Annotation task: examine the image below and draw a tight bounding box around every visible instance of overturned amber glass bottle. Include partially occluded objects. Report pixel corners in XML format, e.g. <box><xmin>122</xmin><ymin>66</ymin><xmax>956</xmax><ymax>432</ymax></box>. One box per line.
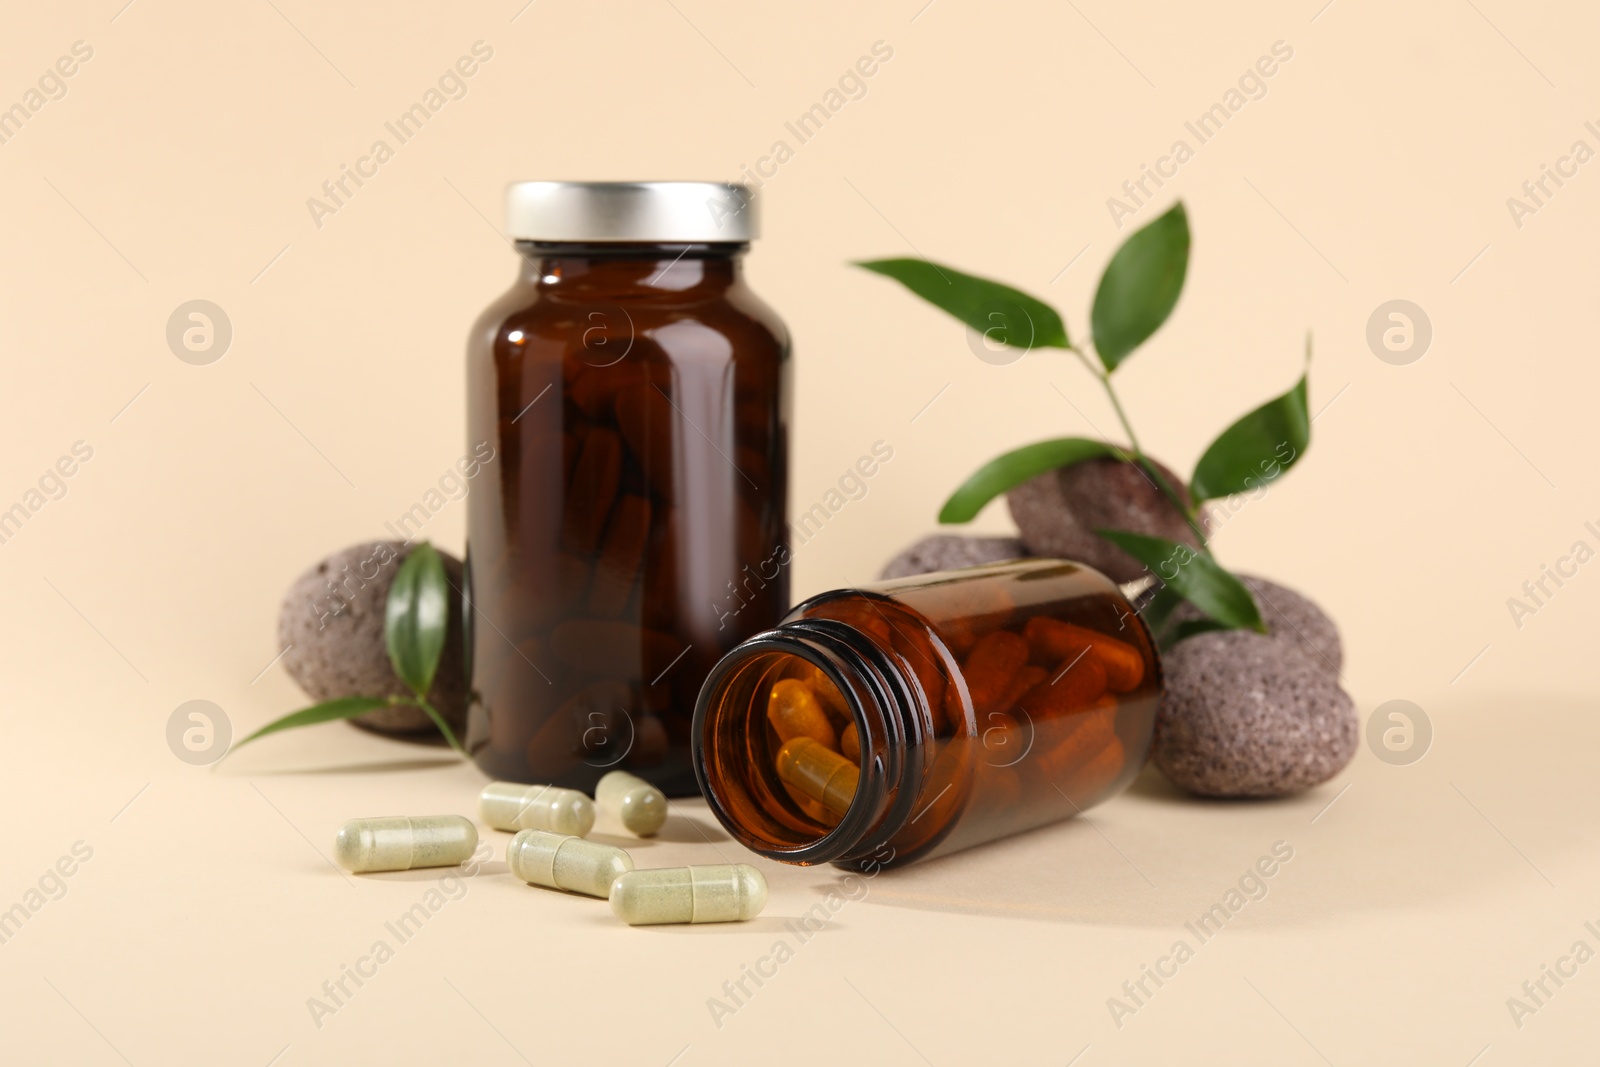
<box><xmin>693</xmin><ymin>559</ymin><xmax>1161</xmax><ymax>869</ymax></box>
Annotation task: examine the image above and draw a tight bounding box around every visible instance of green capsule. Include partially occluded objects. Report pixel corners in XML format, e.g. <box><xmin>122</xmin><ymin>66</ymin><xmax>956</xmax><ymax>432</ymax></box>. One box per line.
<box><xmin>334</xmin><ymin>816</ymin><xmax>478</xmax><ymax>873</ymax></box>
<box><xmin>479</xmin><ymin>782</ymin><xmax>595</xmax><ymax>836</ymax></box>
<box><xmin>507</xmin><ymin>830</ymin><xmax>632</xmax><ymax>898</ymax></box>
<box><xmin>595</xmin><ymin>770</ymin><xmax>668</xmax><ymax>837</ymax></box>
<box><xmin>610</xmin><ymin>864</ymin><xmax>767</xmax><ymax>925</ymax></box>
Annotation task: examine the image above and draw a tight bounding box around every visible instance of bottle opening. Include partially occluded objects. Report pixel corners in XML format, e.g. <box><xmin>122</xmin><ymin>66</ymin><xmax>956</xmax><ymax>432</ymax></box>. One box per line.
<box><xmin>693</xmin><ymin>624</ymin><xmax>925</xmax><ymax>868</ymax></box>
<box><xmin>695</xmin><ymin>647</ymin><xmax>862</xmax><ymax>851</ymax></box>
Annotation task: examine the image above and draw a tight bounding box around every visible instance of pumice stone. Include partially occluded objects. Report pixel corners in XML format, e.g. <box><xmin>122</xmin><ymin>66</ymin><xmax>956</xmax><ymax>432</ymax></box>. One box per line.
<box><xmin>595</xmin><ymin>770</ymin><xmax>668</xmax><ymax>837</ymax></box>
<box><xmin>278</xmin><ymin>541</ymin><xmax>468</xmax><ymax>737</ymax></box>
<box><xmin>1007</xmin><ymin>454</ymin><xmax>1201</xmax><ymax>584</ymax></box>
<box><xmin>334</xmin><ymin>815</ymin><xmax>478</xmax><ymax>873</ymax></box>
<box><xmin>878</xmin><ymin>533</ymin><xmax>1029</xmax><ymax>580</ymax></box>
<box><xmin>1154</xmin><ymin>628</ymin><xmax>1357</xmax><ymax>797</ymax></box>
<box><xmin>479</xmin><ymin>782</ymin><xmax>596</xmax><ymax>836</ymax></box>
<box><xmin>609</xmin><ymin>864</ymin><xmax>768</xmax><ymax>925</ymax></box>
<box><xmin>507</xmin><ymin>830</ymin><xmax>633</xmax><ymax>898</ymax></box>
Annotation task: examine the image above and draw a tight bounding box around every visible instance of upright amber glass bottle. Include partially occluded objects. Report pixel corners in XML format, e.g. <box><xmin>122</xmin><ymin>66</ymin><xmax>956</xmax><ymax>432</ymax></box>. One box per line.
<box><xmin>694</xmin><ymin>559</ymin><xmax>1162</xmax><ymax>869</ymax></box>
<box><xmin>466</xmin><ymin>182</ymin><xmax>789</xmax><ymax>795</ymax></box>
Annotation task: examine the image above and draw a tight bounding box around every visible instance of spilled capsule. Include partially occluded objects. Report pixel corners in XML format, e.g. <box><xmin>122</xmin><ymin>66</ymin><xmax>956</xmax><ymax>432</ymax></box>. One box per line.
<box><xmin>334</xmin><ymin>815</ymin><xmax>478</xmax><ymax>873</ymax></box>
<box><xmin>479</xmin><ymin>782</ymin><xmax>595</xmax><ymax>836</ymax></box>
<box><xmin>595</xmin><ymin>770</ymin><xmax>668</xmax><ymax>837</ymax></box>
<box><xmin>610</xmin><ymin>864</ymin><xmax>768</xmax><ymax>926</ymax></box>
<box><xmin>507</xmin><ymin>830</ymin><xmax>632</xmax><ymax>898</ymax></box>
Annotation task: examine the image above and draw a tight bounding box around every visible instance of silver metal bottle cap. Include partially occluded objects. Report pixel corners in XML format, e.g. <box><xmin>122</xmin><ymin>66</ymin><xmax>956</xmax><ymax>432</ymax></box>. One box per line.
<box><xmin>505</xmin><ymin>181</ymin><xmax>756</xmax><ymax>243</ymax></box>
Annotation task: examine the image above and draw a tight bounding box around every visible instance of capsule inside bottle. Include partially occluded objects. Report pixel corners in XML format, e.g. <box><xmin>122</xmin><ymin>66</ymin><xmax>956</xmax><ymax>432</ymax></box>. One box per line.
<box><xmin>775</xmin><ymin>737</ymin><xmax>857</xmax><ymax>816</ymax></box>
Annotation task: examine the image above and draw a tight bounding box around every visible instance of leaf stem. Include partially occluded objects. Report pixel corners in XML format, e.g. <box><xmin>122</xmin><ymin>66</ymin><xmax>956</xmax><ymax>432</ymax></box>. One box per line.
<box><xmin>416</xmin><ymin>695</ymin><xmax>466</xmax><ymax>755</ymax></box>
<box><xmin>1069</xmin><ymin>343</ymin><xmax>1213</xmax><ymax>552</ymax></box>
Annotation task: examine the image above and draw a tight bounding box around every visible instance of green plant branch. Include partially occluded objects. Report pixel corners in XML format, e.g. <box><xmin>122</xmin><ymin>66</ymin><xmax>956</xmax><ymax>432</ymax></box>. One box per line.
<box><xmin>416</xmin><ymin>694</ymin><xmax>465</xmax><ymax>754</ymax></box>
<box><xmin>857</xmin><ymin>202</ymin><xmax>1305</xmax><ymax>644</ymax></box>
<box><xmin>1068</xmin><ymin>342</ymin><xmax>1212</xmax><ymax>553</ymax></box>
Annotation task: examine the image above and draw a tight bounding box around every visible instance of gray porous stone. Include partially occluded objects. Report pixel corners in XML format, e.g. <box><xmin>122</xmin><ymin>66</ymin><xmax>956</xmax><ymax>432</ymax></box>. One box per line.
<box><xmin>277</xmin><ymin>541</ymin><xmax>467</xmax><ymax>737</ymax></box>
<box><xmin>878</xmin><ymin>534</ymin><xmax>1029</xmax><ymax>580</ymax></box>
<box><xmin>1006</xmin><ymin>455</ymin><xmax>1200</xmax><ymax>584</ymax></box>
<box><xmin>1153</xmin><ymin>628</ymin><xmax>1357</xmax><ymax>798</ymax></box>
<box><xmin>1168</xmin><ymin>574</ymin><xmax>1342</xmax><ymax>675</ymax></box>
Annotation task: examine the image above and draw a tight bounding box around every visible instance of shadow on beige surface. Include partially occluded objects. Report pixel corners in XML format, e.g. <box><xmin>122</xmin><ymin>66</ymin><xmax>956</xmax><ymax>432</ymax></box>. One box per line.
<box><xmin>798</xmin><ymin>698</ymin><xmax>1592</xmax><ymax>930</ymax></box>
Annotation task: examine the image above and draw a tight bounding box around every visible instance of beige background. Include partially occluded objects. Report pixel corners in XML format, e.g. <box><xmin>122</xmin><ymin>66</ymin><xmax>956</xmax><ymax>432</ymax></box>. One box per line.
<box><xmin>1</xmin><ymin>0</ymin><xmax>1597</xmax><ymax>1063</ymax></box>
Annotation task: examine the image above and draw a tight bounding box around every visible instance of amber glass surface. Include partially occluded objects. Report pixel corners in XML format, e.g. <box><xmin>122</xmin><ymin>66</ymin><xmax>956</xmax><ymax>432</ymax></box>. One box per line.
<box><xmin>694</xmin><ymin>559</ymin><xmax>1161</xmax><ymax>868</ymax></box>
<box><xmin>466</xmin><ymin>242</ymin><xmax>789</xmax><ymax>795</ymax></box>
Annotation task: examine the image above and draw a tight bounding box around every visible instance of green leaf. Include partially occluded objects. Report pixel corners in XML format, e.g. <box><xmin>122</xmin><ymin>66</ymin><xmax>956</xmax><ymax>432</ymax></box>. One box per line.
<box><xmin>1190</xmin><ymin>371</ymin><xmax>1310</xmax><ymax>503</ymax></box>
<box><xmin>856</xmin><ymin>258</ymin><xmax>1070</xmax><ymax>351</ymax></box>
<box><xmin>1139</xmin><ymin>585</ymin><xmax>1187</xmax><ymax>636</ymax></box>
<box><xmin>385</xmin><ymin>542</ymin><xmax>450</xmax><ymax>699</ymax></box>
<box><xmin>939</xmin><ymin>437</ymin><xmax>1124</xmax><ymax>523</ymax></box>
<box><xmin>229</xmin><ymin>696</ymin><xmax>395</xmax><ymax>752</ymax></box>
<box><xmin>1097</xmin><ymin>528</ymin><xmax>1266</xmax><ymax>632</ymax></box>
<box><xmin>1090</xmin><ymin>202</ymin><xmax>1190</xmax><ymax>371</ymax></box>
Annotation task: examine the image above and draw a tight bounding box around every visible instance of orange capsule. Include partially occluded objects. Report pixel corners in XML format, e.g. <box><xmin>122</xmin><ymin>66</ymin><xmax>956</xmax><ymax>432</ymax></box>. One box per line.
<box><xmin>1022</xmin><ymin>616</ymin><xmax>1145</xmax><ymax>693</ymax></box>
<box><xmin>561</xmin><ymin>428</ymin><xmax>622</xmax><ymax>554</ymax></box>
<box><xmin>996</xmin><ymin>665</ymin><xmax>1047</xmax><ymax>716</ymax></box>
<box><xmin>567</xmin><ymin>359</ymin><xmax>655</xmax><ymax>421</ymax></box>
<box><xmin>840</xmin><ymin>722</ymin><xmax>860</xmax><ymax>760</ymax></box>
<box><xmin>586</xmin><ymin>494</ymin><xmax>652</xmax><ymax>617</ymax></box>
<box><xmin>791</xmin><ymin>661</ymin><xmax>851</xmax><ymax>722</ymax></box>
<box><xmin>975</xmin><ymin>710</ymin><xmax>1026</xmax><ymax>767</ymax></box>
<box><xmin>1063</xmin><ymin>736</ymin><xmax>1126</xmax><ymax>806</ymax></box>
<box><xmin>775</xmin><ymin>737</ymin><xmax>858</xmax><ymax>816</ymax></box>
<box><xmin>493</xmin><ymin>552</ymin><xmax>590</xmax><ymax>635</ymax></box>
<box><xmin>1029</xmin><ymin>697</ymin><xmax>1118</xmax><ymax>787</ymax></box>
<box><xmin>1017</xmin><ymin>654</ymin><xmax>1107</xmax><ymax>720</ymax></box>
<box><xmin>613</xmin><ymin>383</ymin><xmax>676</xmax><ymax>497</ymax></box>
<box><xmin>526</xmin><ymin>679</ymin><xmax>631</xmax><ymax>777</ymax></box>
<box><xmin>766</xmin><ymin>679</ymin><xmax>837</xmax><ymax>751</ymax></box>
<box><xmin>960</xmin><ymin>630</ymin><xmax>1031</xmax><ymax>718</ymax></box>
<box><xmin>550</xmin><ymin>620</ymin><xmax>682</xmax><ymax>680</ymax></box>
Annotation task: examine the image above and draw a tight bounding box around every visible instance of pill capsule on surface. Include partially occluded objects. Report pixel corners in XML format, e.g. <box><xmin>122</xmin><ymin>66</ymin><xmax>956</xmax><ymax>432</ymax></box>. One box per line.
<box><xmin>334</xmin><ymin>815</ymin><xmax>478</xmax><ymax>874</ymax></box>
<box><xmin>609</xmin><ymin>864</ymin><xmax>768</xmax><ymax>925</ymax></box>
<box><xmin>507</xmin><ymin>830</ymin><xmax>633</xmax><ymax>898</ymax></box>
<box><xmin>775</xmin><ymin>736</ymin><xmax>858</xmax><ymax>816</ymax></box>
<box><xmin>595</xmin><ymin>770</ymin><xmax>668</xmax><ymax>837</ymax></box>
<box><xmin>479</xmin><ymin>782</ymin><xmax>596</xmax><ymax>836</ymax></box>
<box><xmin>766</xmin><ymin>679</ymin><xmax>837</xmax><ymax>750</ymax></box>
